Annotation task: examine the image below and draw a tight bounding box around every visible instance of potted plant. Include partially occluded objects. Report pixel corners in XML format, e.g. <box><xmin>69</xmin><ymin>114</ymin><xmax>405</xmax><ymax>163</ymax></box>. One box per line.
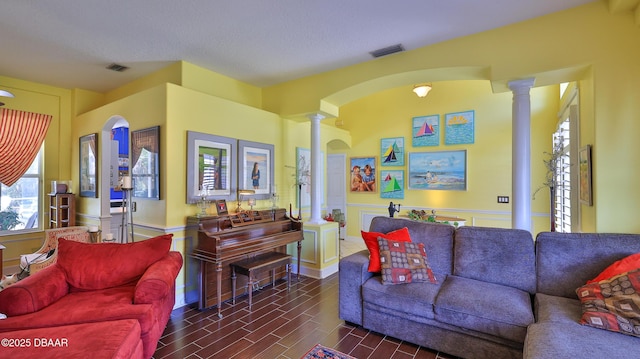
<box><xmin>533</xmin><ymin>139</ymin><xmax>565</xmax><ymax>231</ymax></box>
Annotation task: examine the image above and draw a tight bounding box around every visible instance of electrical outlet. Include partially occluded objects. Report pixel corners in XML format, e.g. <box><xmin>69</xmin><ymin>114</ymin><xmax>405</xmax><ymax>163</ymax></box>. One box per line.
<box><xmin>132</xmin><ymin>202</ymin><xmax>137</xmax><ymax>212</ymax></box>
<box><xmin>497</xmin><ymin>196</ymin><xmax>509</xmax><ymax>203</ymax></box>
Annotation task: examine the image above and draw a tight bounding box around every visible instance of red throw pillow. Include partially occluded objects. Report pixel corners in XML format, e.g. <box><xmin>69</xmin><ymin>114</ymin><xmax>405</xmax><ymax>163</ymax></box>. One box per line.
<box><xmin>587</xmin><ymin>252</ymin><xmax>640</xmax><ymax>284</ymax></box>
<box><xmin>57</xmin><ymin>234</ymin><xmax>173</xmax><ymax>290</ymax></box>
<box><xmin>361</xmin><ymin>227</ymin><xmax>411</xmax><ymax>273</ymax></box>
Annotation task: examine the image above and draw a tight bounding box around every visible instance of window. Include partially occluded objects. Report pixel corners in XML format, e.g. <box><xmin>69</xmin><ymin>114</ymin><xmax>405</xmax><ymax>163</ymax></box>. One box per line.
<box><xmin>0</xmin><ymin>148</ymin><xmax>42</xmax><ymax>232</ymax></box>
<box><xmin>553</xmin><ymin>83</ymin><xmax>579</xmax><ymax>232</ymax></box>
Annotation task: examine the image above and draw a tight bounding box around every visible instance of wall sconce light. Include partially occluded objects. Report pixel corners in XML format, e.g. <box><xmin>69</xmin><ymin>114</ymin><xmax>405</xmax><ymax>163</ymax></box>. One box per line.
<box><xmin>236</xmin><ymin>189</ymin><xmax>255</xmax><ymax>213</ymax></box>
<box><xmin>0</xmin><ymin>89</ymin><xmax>14</xmax><ymax>107</ymax></box>
<box><xmin>412</xmin><ymin>84</ymin><xmax>432</xmax><ymax>98</ymax></box>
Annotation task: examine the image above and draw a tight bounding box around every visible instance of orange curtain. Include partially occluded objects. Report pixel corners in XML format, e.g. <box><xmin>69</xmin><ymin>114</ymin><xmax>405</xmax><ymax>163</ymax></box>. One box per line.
<box><xmin>0</xmin><ymin>108</ymin><xmax>52</xmax><ymax>186</ymax></box>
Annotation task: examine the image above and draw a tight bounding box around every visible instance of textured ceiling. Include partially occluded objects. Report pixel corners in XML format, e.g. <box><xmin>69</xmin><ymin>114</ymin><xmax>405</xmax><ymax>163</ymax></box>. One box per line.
<box><xmin>0</xmin><ymin>0</ymin><xmax>595</xmax><ymax>93</ymax></box>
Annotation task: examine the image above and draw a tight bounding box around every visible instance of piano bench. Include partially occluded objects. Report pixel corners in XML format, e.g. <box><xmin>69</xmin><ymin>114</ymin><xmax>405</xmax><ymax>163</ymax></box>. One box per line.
<box><xmin>230</xmin><ymin>252</ymin><xmax>292</xmax><ymax>310</ymax></box>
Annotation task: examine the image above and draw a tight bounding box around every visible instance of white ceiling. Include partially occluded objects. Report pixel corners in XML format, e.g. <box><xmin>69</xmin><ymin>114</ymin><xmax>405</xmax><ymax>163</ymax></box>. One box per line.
<box><xmin>0</xmin><ymin>0</ymin><xmax>595</xmax><ymax>93</ymax></box>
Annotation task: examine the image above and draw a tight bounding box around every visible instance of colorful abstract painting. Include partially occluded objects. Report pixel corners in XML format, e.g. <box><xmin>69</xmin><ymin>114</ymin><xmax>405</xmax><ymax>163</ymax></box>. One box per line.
<box><xmin>380</xmin><ymin>170</ymin><xmax>404</xmax><ymax>199</ymax></box>
<box><xmin>380</xmin><ymin>137</ymin><xmax>404</xmax><ymax>166</ymax></box>
<box><xmin>445</xmin><ymin>110</ymin><xmax>474</xmax><ymax>145</ymax></box>
<box><xmin>412</xmin><ymin>115</ymin><xmax>440</xmax><ymax>147</ymax></box>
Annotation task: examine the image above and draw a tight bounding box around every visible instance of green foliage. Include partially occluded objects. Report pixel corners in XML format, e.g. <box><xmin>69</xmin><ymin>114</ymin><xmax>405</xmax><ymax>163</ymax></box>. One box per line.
<box><xmin>0</xmin><ymin>210</ymin><xmax>22</xmax><ymax>231</ymax></box>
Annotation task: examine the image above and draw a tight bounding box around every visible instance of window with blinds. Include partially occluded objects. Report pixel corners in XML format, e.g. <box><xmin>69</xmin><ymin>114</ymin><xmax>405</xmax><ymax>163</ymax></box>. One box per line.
<box><xmin>553</xmin><ymin>83</ymin><xmax>580</xmax><ymax>232</ymax></box>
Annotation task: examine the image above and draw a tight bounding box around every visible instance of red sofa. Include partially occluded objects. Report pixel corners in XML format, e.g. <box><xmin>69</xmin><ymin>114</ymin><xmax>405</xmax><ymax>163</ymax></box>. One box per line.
<box><xmin>0</xmin><ymin>234</ymin><xmax>183</xmax><ymax>359</ymax></box>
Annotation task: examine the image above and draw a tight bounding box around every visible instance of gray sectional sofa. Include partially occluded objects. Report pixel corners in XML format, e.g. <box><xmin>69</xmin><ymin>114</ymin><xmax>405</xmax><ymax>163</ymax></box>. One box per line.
<box><xmin>339</xmin><ymin>216</ymin><xmax>640</xmax><ymax>359</ymax></box>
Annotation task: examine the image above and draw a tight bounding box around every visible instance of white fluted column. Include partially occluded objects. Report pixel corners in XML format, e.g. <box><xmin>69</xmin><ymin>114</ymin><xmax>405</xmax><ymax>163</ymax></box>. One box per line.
<box><xmin>508</xmin><ymin>78</ymin><xmax>535</xmax><ymax>232</ymax></box>
<box><xmin>307</xmin><ymin>113</ymin><xmax>325</xmax><ymax>224</ymax></box>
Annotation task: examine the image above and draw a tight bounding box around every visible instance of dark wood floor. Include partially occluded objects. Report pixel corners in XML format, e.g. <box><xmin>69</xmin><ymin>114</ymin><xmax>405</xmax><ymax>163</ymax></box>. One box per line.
<box><xmin>154</xmin><ymin>273</ymin><xmax>458</xmax><ymax>359</ymax></box>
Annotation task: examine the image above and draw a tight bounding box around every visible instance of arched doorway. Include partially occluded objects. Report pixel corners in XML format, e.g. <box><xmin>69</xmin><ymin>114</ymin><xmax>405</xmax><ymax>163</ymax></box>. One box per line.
<box><xmin>99</xmin><ymin>115</ymin><xmax>129</xmax><ymax>241</ymax></box>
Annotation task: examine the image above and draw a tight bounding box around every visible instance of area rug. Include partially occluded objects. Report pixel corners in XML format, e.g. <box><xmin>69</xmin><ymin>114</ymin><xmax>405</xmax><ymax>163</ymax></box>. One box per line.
<box><xmin>301</xmin><ymin>344</ymin><xmax>356</xmax><ymax>359</ymax></box>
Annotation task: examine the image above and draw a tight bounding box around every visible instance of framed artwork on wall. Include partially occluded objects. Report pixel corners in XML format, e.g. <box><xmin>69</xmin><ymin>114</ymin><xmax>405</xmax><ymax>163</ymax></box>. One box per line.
<box><xmin>412</xmin><ymin>115</ymin><xmax>440</xmax><ymax>147</ymax></box>
<box><xmin>380</xmin><ymin>170</ymin><xmax>404</xmax><ymax>199</ymax></box>
<box><xmin>186</xmin><ymin>131</ymin><xmax>237</xmax><ymax>203</ymax></box>
<box><xmin>79</xmin><ymin>133</ymin><xmax>98</xmax><ymax>198</ymax></box>
<box><xmin>350</xmin><ymin>156</ymin><xmax>377</xmax><ymax>193</ymax></box>
<box><xmin>380</xmin><ymin>137</ymin><xmax>404</xmax><ymax>166</ymax></box>
<box><xmin>408</xmin><ymin>150</ymin><xmax>467</xmax><ymax>191</ymax></box>
<box><xmin>579</xmin><ymin>144</ymin><xmax>592</xmax><ymax>206</ymax></box>
<box><xmin>238</xmin><ymin>140</ymin><xmax>274</xmax><ymax>200</ymax></box>
<box><xmin>445</xmin><ymin>110</ymin><xmax>474</xmax><ymax>145</ymax></box>
<box><xmin>131</xmin><ymin>126</ymin><xmax>160</xmax><ymax>200</ymax></box>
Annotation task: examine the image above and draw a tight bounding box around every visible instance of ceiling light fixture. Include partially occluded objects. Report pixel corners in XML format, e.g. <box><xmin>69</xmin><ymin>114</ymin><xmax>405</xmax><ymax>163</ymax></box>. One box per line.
<box><xmin>412</xmin><ymin>84</ymin><xmax>432</xmax><ymax>98</ymax></box>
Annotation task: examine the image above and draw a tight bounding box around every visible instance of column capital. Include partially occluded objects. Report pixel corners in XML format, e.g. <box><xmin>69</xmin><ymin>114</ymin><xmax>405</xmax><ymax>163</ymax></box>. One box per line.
<box><xmin>508</xmin><ymin>78</ymin><xmax>535</xmax><ymax>94</ymax></box>
<box><xmin>307</xmin><ymin>113</ymin><xmax>325</xmax><ymax>122</ymax></box>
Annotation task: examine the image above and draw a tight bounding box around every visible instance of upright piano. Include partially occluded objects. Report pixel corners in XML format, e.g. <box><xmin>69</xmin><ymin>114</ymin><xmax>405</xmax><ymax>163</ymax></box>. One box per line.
<box><xmin>190</xmin><ymin>208</ymin><xmax>303</xmax><ymax>317</ymax></box>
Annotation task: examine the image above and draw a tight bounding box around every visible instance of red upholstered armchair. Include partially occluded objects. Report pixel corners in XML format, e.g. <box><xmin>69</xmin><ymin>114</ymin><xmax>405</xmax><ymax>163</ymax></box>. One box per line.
<box><xmin>0</xmin><ymin>234</ymin><xmax>183</xmax><ymax>359</ymax></box>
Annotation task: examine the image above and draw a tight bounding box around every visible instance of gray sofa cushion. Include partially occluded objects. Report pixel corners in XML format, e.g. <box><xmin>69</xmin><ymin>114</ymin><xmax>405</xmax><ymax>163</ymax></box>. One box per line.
<box><xmin>362</xmin><ymin>273</ymin><xmax>446</xmax><ymax>321</ymax></box>
<box><xmin>534</xmin><ymin>293</ymin><xmax>582</xmax><ymax>324</ymax></box>
<box><xmin>535</xmin><ymin>232</ymin><xmax>640</xmax><ymax>299</ymax></box>
<box><xmin>434</xmin><ymin>275</ymin><xmax>534</xmax><ymax>343</ymax></box>
<box><xmin>454</xmin><ymin>226</ymin><xmax>536</xmax><ymax>294</ymax></box>
<box><xmin>524</xmin><ymin>321</ymin><xmax>640</xmax><ymax>358</ymax></box>
<box><xmin>369</xmin><ymin>217</ymin><xmax>455</xmax><ymax>275</ymax></box>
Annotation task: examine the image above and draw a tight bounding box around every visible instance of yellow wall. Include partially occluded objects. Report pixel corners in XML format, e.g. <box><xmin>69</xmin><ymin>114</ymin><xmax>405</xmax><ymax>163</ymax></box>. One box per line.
<box><xmin>340</xmin><ymin>81</ymin><xmax>559</xmax><ymax>236</ymax></box>
<box><xmin>263</xmin><ymin>1</ymin><xmax>640</xmax><ymax>233</ymax></box>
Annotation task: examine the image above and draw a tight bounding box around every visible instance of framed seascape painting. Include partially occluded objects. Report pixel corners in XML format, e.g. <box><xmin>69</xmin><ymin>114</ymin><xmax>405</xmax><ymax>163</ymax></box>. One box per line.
<box><xmin>380</xmin><ymin>170</ymin><xmax>404</xmax><ymax>199</ymax></box>
<box><xmin>380</xmin><ymin>137</ymin><xmax>404</xmax><ymax>166</ymax></box>
<box><xmin>579</xmin><ymin>145</ymin><xmax>592</xmax><ymax>206</ymax></box>
<box><xmin>350</xmin><ymin>156</ymin><xmax>377</xmax><ymax>193</ymax></box>
<box><xmin>412</xmin><ymin>115</ymin><xmax>440</xmax><ymax>147</ymax></box>
<box><xmin>239</xmin><ymin>140</ymin><xmax>274</xmax><ymax>200</ymax></box>
<box><xmin>79</xmin><ymin>133</ymin><xmax>98</xmax><ymax>197</ymax></box>
<box><xmin>186</xmin><ymin>131</ymin><xmax>237</xmax><ymax>203</ymax></box>
<box><xmin>445</xmin><ymin>110</ymin><xmax>474</xmax><ymax>145</ymax></box>
<box><xmin>408</xmin><ymin>150</ymin><xmax>467</xmax><ymax>191</ymax></box>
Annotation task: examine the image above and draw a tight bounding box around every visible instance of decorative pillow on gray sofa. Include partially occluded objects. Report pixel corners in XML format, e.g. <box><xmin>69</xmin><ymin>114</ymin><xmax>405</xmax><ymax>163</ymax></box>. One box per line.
<box><xmin>576</xmin><ymin>268</ymin><xmax>640</xmax><ymax>337</ymax></box>
<box><xmin>377</xmin><ymin>237</ymin><xmax>437</xmax><ymax>285</ymax></box>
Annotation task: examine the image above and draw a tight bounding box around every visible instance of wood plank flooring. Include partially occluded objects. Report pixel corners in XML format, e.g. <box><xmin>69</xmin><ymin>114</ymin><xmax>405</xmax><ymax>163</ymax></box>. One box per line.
<box><xmin>154</xmin><ymin>273</ymin><xmax>458</xmax><ymax>359</ymax></box>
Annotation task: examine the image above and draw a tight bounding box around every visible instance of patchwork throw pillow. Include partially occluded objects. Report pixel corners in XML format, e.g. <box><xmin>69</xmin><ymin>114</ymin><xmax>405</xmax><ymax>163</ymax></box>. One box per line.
<box><xmin>361</xmin><ymin>227</ymin><xmax>411</xmax><ymax>273</ymax></box>
<box><xmin>576</xmin><ymin>268</ymin><xmax>640</xmax><ymax>337</ymax></box>
<box><xmin>377</xmin><ymin>237</ymin><xmax>437</xmax><ymax>285</ymax></box>
<box><xmin>588</xmin><ymin>252</ymin><xmax>640</xmax><ymax>284</ymax></box>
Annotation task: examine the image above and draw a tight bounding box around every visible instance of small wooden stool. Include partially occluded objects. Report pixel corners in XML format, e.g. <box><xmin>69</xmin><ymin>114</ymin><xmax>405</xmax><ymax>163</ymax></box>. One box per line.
<box><xmin>230</xmin><ymin>252</ymin><xmax>292</xmax><ymax>310</ymax></box>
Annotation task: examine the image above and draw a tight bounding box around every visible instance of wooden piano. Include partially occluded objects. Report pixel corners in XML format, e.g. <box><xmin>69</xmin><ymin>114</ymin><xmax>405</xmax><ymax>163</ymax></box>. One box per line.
<box><xmin>189</xmin><ymin>208</ymin><xmax>303</xmax><ymax>317</ymax></box>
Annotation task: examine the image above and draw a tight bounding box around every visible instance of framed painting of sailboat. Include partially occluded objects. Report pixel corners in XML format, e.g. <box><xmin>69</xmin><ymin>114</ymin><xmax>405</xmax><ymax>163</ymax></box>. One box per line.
<box><xmin>412</xmin><ymin>115</ymin><xmax>440</xmax><ymax>147</ymax></box>
<box><xmin>380</xmin><ymin>137</ymin><xmax>404</xmax><ymax>167</ymax></box>
<box><xmin>380</xmin><ymin>170</ymin><xmax>404</xmax><ymax>199</ymax></box>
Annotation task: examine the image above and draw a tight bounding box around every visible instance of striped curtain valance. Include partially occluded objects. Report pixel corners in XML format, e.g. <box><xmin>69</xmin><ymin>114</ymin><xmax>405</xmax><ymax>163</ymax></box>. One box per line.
<box><xmin>0</xmin><ymin>108</ymin><xmax>52</xmax><ymax>186</ymax></box>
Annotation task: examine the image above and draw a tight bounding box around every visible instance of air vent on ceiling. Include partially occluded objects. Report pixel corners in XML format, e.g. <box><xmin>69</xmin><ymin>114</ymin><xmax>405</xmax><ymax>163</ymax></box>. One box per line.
<box><xmin>106</xmin><ymin>63</ymin><xmax>129</xmax><ymax>72</ymax></box>
<box><xmin>369</xmin><ymin>44</ymin><xmax>405</xmax><ymax>58</ymax></box>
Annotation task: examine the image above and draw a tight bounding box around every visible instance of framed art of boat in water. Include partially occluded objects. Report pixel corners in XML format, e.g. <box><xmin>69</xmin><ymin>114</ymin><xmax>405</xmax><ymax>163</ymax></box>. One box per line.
<box><xmin>408</xmin><ymin>150</ymin><xmax>467</xmax><ymax>191</ymax></box>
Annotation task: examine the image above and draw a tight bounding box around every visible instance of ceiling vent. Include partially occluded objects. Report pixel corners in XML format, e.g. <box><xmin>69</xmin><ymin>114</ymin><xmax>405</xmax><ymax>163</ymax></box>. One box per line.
<box><xmin>106</xmin><ymin>63</ymin><xmax>129</xmax><ymax>72</ymax></box>
<box><xmin>369</xmin><ymin>44</ymin><xmax>405</xmax><ymax>58</ymax></box>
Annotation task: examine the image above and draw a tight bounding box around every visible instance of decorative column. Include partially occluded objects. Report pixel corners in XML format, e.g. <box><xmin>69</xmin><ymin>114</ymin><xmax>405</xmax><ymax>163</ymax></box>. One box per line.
<box><xmin>508</xmin><ymin>78</ymin><xmax>535</xmax><ymax>232</ymax></box>
<box><xmin>307</xmin><ymin>113</ymin><xmax>325</xmax><ymax>224</ymax></box>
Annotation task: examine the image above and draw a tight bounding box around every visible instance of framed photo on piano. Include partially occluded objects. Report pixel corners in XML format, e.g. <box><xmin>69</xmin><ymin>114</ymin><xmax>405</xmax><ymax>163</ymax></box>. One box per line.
<box><xmin>215</xmin><ymin>199</ymin><xmax>228</xmax><ymax>215</ymax></box>
<box><xmin>186</xmin><ymin>131</ymin><xmax>237</xmax><ymax>203</ymax></box>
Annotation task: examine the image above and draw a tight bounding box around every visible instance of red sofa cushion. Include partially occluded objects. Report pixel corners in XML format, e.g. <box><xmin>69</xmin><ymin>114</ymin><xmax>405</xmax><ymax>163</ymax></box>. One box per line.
<box><xmin>0</xmin><ymin>319</ymin><xmax>144</xmax><ymax>359</ymax></box>
<box><xmin>57</xmin><ymin>234</ymin><xmax>172</xmax><ymax>290</ymax></box>
<box><xmin>0</xmin><ymin>264</ymin><xmax>69</xmax><ymax>316</ymax></box>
